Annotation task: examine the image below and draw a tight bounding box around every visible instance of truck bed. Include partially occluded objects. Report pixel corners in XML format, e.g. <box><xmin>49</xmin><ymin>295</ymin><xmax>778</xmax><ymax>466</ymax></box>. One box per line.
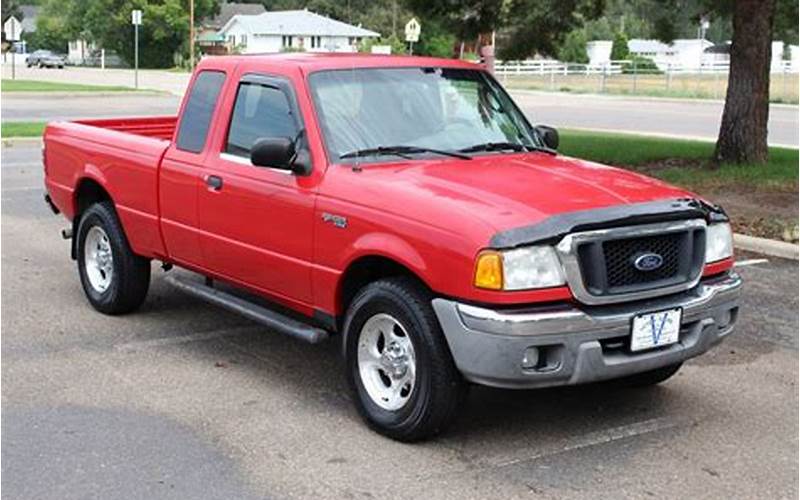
<box><xmin>43</xmin><ymin>116</ymin><xmax>179</xmax><ymax>260</ymax></box>
<box><xmin>71</xmin><ymin>116</ymin><xmax>178</xmax><ymax>141</ymax></box>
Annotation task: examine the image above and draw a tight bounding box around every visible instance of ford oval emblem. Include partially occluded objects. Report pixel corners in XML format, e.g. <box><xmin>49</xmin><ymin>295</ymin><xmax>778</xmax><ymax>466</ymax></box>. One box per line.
<box><xmin>633</xmin><ymin>253</ymin><xmax>664</xmax><ymax>272</ymax></box>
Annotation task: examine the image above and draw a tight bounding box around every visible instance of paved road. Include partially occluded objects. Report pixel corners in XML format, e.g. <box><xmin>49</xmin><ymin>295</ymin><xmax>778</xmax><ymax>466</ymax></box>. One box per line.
<box><xmin>1</xmin><ymin>93</ymin><xmax>181</xmax><ymax>123</ymax></box>
<box><xmin>512</xmin><ymin>91</ymin><xmax>799</xmax><ymax>148</ymax></box>
<box><xmin>2</xmin><ymin>141</ymin><xmax>798</xmax><ymax>499</ymax></box>
<box><xmin>2</xmin><ymin>64</ymin><xmax>797</xmax><ymax>147</ymax></box>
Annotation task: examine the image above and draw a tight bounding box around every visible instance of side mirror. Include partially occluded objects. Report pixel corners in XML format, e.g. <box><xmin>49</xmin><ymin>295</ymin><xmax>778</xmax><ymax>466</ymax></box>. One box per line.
<box><xmin>251</xmin><ymin>137</ymin><xmax>296</xmax><ymax>170</ymax></box>
<box><xmin>535</xmin><ymin>125</ymin><xmax>559</xmax><ymax>151</ymax></box>
<box><xmin>251</xmin><ymin>137</ymin><xmax>312</xmax><ymax>175</ymax></box>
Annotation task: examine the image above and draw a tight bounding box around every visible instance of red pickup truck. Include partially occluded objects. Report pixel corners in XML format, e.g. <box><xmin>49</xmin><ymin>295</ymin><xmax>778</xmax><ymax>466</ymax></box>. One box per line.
<box><xmin>43</xmin><ymin>54</ymin><xmax>741</xmax><ymax>441</ymax></box>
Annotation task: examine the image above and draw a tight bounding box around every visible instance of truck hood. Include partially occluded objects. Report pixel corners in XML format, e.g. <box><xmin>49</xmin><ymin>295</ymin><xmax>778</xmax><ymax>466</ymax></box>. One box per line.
<box><xmin>340</xmin><ymin>152</ymin><xmax>694</xmax><ymax>242</ymax></box>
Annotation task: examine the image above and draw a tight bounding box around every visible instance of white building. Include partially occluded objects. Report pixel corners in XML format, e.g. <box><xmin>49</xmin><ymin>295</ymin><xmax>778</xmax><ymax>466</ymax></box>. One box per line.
<box><xmin>586</xmin><ymin>40</ymin><xmax>612</xmax><ymax>66</ymax></box>
<box><xmin>218</xmin><ymin>9</ymin><xmax>379</xmax><ymax>54</ymax></box>
<box><xmin>627</xmin><ymin>38</ymin><xmax>713</xmax><ymax>70</ymax></box>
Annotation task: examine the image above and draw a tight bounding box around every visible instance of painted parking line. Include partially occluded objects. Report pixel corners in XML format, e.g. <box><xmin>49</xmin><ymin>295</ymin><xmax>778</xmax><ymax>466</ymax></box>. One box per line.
<box><xmin>492</xmin><ymin>416</ymin><xmax>685</xmax><ymax>469</ymax></box>
<box><xmin>734</xmin><ymin>258</ymin><xmax>770</xmax><ymax>267</ymax></box>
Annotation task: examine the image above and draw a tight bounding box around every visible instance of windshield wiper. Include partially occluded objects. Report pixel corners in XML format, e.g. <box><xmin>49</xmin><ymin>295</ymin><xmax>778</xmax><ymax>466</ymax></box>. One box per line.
<box><xmin>339</xmin><ymin>145</ymin><xmax>472</xmax><ymax>161</ymax></box>
<box><xmin>458</xmin><ymin>141</ymin><xmax>529</xmax><ymax>154</ymax></box>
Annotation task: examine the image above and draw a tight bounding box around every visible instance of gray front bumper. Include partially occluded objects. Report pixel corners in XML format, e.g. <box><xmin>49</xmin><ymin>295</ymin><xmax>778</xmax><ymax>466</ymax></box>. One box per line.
<box><xmin>432</xmin><ymin>272</ymin><xmax>742</xmax><ymax>389</ymax></box>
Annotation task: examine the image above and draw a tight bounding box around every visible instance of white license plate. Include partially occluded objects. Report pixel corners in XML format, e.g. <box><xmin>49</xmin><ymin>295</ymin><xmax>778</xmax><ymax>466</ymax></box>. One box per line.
<box><xmin>630</xmin><ymin>308</ymin><xmax>682</xmax><ymax>352</ymax></box>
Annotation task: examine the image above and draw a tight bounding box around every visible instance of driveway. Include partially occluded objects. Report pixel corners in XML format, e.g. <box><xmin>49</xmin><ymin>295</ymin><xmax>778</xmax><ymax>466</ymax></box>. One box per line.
<box><xmin>2</xmin><ymin>141</ymin><xmax>797</xmax><ymax>499</ymax></box>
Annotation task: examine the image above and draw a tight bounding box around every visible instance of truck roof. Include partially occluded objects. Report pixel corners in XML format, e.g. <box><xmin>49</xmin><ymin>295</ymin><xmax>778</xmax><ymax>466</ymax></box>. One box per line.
<box><xmin>198</xmin><ymin>52</ymin><xmax>484</xmax><ymax>72</ymax></box>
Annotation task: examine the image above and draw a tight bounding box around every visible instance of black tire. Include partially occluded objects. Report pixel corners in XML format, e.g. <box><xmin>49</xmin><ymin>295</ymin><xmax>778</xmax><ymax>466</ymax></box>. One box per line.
<box><xmin>76</xmin><ymin>201</ymin><xmax>150</xmax><ymax>314</ymax></box>
<box><xmin>343</xmin><ymin>277</ymin><xmax>467</xmax><ymax>442</ymax></box>
<box><xmin>618</xmin><ymin>362</ymin><xmax>683</xmax><ymax>388</ymax></box>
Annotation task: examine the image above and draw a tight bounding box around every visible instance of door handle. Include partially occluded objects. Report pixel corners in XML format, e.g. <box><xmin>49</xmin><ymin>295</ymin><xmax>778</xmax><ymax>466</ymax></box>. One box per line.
<box><xmin>206</xmin><ymin>175</ymin><xmax>223</xmax><ymax>191</ymax></box>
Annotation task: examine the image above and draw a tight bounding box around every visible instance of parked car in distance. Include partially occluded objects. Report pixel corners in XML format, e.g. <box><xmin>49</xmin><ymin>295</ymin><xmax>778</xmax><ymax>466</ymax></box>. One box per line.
<box><xmin>42</xmin><ymin>53</ymin><xmax>741</xmax><ymax>441</ymax></box>
<box><xmin>26</xmin><ymin>50</ymin><xmax>66</xmax><ymax>68</ymax></box>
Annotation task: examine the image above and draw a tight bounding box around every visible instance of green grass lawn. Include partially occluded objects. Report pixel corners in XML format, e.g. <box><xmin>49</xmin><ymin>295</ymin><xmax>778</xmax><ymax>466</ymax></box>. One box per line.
<box><xmin>2</xmin><ymin>121</ymin><xmax>46</xmax><ymax>138</ymax></box>
<box><xmin>559</xmin><ymin>129</ymin><xmax>798</xmax><ymax>192</ymax></box>
<box><xmin>1</xmin><ymin>79</ymin><xmax>135</xmax><ymax>92</ymax></box>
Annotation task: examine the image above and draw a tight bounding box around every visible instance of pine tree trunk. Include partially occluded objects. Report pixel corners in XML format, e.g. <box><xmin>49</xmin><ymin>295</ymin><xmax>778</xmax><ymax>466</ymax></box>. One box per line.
<box><xmin>713</xmin><ymin>0</ymin><xmax>775</xmax><ymax>165</ymax></box>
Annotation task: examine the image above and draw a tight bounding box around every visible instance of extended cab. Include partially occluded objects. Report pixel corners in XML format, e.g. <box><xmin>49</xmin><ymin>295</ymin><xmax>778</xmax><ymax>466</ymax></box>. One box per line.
<box><xmin>43</xmin><ymin>54</ymin><xmax>741</xmax><ymax>441</ymax></box>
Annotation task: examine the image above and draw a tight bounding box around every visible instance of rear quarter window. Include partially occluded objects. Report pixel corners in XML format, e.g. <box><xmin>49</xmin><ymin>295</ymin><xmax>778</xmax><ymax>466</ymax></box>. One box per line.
<box><xmin>176</xmin><ymin>70</ymin><xmax>226</xmax><ymax>153</ymax></box>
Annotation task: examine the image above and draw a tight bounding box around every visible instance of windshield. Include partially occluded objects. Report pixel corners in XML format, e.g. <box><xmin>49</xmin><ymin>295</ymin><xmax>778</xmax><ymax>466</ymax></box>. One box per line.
<box><xmin>308</xmin><ymin>67</ymin><xmax>541</xmax><ymax>163</ymax></box>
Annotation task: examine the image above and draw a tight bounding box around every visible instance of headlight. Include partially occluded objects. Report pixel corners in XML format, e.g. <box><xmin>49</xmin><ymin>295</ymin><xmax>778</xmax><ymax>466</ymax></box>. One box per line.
<box><xmin>475</xmin><ymin>246</ymin><xmax>565</xmax><ymax>291</ymax></box>
<box><xmin>705</xmin><ymin>223</ymin><xmax>733</xmax><ymax>263</ymax></box>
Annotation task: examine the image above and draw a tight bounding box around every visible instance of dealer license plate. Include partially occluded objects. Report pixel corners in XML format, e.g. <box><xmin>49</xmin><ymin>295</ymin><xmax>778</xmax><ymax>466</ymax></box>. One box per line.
<box><xmin>630</xmin><ymin>308</ymin><xmax>682</xmax><ymax>352</ymax></box>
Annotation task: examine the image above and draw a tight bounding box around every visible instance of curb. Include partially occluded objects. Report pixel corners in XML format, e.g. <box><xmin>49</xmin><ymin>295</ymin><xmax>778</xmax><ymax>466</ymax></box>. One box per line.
<box><xmin>561</xmin><ymin>127</ymin><xmax>799</xmax><ymax>150</ymax></box>
<box><xmin>2</xmin><ymin>137</ymin><xmax>42</xmax><ymax>146</ymax></box>
<box><xmin>734</xmin><ymin>233</ymin><xmax>799</xmax><ymax>260</ymax></box>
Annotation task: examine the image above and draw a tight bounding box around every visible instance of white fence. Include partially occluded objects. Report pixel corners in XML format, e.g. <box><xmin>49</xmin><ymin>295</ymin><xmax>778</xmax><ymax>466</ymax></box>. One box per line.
<box><xmin>495</xmin><ymin>59</ymin><xmax>798</xmax><ymax>76</ymax></box>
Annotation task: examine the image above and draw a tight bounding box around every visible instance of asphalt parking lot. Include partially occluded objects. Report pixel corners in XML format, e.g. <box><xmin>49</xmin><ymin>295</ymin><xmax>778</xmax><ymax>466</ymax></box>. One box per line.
<box><xmin>2</xmin><ymin>139</ymin><xmax>798</xmax><ymax>499</ymax></box>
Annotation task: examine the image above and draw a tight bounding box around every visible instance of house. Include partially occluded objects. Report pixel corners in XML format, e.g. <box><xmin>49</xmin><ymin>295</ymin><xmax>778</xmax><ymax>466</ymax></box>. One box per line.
<box><xmin>628</xmin><ymin>38</ymin><xmax>713</xmax><ymax>70</ymax></box>
<box><xmin>703</xmin><ymin>41</ymin><xmax>799</xmax><ymax>72</ymax></box>
<box><xmin>67</xmin><ymin>39</ymin><xmax>95</xmax><ymax>65</ymax></box>
<box><xmin>586</xmin><ymin>40</ymin><xmax>612</xmax><ymax>66</ymax></box>
<box><xmin>218</xmin><ymin>9</ymin><xmax>379</xmax><ymax>54</ymax></box>
<box><xmin>197</xmin><ymin>2</ymin><xmax>266</xmax><ymax>55</ymax></box>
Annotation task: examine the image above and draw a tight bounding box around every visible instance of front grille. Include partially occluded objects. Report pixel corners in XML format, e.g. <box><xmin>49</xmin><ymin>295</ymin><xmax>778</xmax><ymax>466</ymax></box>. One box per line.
<box><xmin>576</xmin><ymin>226</ymin><xmax>705</xmax><ymax>298</ymax></box>
<box><xmin>603</xmin><ymin>233</ymin><xmax>682</xmax><ymax>287</ymax></box>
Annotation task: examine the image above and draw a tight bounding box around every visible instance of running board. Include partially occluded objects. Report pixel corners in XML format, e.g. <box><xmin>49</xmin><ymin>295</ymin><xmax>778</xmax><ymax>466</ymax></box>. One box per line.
<box><xmin>164</xmin><ymin>275</ymin><xmax>329</xmax><ymax>344</ymax></box>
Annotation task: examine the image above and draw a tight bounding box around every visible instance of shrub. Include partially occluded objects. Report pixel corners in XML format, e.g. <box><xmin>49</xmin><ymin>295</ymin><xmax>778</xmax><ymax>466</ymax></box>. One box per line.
<box><xmin>610</xmin><ymin>32</ymin><xmax>629</xmax><ymax>60</ymax></box>
<box><xmin>622</xmin><ymin>55</ymin><xmax>662</xmax><ymax>74</ymax></box>
<box><xmin>558</xmin><ymin>30</ymin><xmax>589</xmax><ymax>64</ymax></box>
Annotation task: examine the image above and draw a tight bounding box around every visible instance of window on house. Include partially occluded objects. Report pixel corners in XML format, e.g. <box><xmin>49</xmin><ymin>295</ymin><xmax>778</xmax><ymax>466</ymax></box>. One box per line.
<box><xmin>311</xmin><ymin>36</ymin><xmax>322</xmax><ymax>49</ymax></box>
<box><xmin>282</xmin><ymin>35</ymin><xmax>293</xmax><ymax>48</ymax></box>
<box><xmin>240</xmin><ymin>34</ymin><xmax>247</xmax><ymax>47</ymax></box>
<box><xmin>225</xmin><ymin>81</ymin><xmax>299</xmax><ymax>159</ymax></box>
<box><xmin>227</xmin><ymin>35</ymin><xmax>235</xmax><ymax>45</ymax></box>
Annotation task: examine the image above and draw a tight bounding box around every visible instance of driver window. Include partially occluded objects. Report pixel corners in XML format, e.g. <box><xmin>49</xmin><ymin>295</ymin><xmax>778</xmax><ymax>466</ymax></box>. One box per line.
<box><xmin>225</xmin><ymin>81</ymin><xmax>298</xmax><ymax>159</ymax></box>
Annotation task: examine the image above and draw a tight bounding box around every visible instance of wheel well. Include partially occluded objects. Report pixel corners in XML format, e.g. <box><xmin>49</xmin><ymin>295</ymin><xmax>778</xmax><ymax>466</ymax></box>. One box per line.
<box><xmin>74</xmin><ymin>178</ymin><xmax>111</xmax><ymax>217</ymax></box>
<box><xmin>338</xmin><ymin>256</ymin><xmax>426</xmax><ymax>316</ymax></box>
<box><xmin>70</xmin><ymin>179</ymin><xmax>112</xmax><ymax>259</ymax></box>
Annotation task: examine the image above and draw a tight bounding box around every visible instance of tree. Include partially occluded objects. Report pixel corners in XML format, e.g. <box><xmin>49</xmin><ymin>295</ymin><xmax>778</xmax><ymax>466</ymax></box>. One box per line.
<box><xmin>610</xmin><ymin>30</ymin><xmax>629</xmax><ymax>60</ymax></box>
<box><xmin>405</xmin><ymin>0</ymin><xmax>505</xmax><ymax>43</ymax></box>
<box><xmin>558</xmin><ymin>29</ymin><xmax>589</xmax><ymax>63</ymax></box>
<box><xmin>417</xmin><ymin>21</ymin><xmax>456</xmax><ymax>58</ymax></box>
<box><xmin>498</xmin><ymin>0</ymin><xmax>606</xmax><ymax>60</ymax></box>
<box><xmin>636</xmin><ymin>0</ymin><xmax>796</xmax><ymax>165</ymax></box>
<box><xmin>713</xmin><ymin>0</ymin><xmax>774</xmax><ymax>164</ymax></box>
<box><xmin>33</xmin><ymin>0</ymin><xmax>220</xmax><ymax>68</ymax></box>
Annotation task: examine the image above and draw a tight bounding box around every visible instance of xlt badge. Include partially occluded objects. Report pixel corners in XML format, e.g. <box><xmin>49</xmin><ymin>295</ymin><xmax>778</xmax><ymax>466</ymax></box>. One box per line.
<box><xmin>322</xmin><ymin>212</ymin><xmax>348</xmax><ymax>229</ymax></box>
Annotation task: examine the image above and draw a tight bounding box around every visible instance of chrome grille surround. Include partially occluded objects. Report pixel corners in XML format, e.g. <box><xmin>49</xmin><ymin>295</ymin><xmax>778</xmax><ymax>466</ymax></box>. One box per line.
<box><xmin>555</xmin><ymin>219</ymin><xmax>707</xmax><ymax>305</ymax></box>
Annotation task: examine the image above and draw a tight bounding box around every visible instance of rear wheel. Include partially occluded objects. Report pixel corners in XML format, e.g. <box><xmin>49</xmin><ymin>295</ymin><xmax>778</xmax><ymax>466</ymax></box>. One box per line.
<box><xmin>344</xmin><ymin>277</ymin><xmax>466</xmax><ymax>441</ymax></box>
<box><xmin>76</xmin><ymin>201</ymin><xmax>150</xmax><ymax>314</ymax></box>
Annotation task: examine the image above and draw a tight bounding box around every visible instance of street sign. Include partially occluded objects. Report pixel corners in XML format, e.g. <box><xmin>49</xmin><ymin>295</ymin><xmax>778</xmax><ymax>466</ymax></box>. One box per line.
<box><xmin>404</xmin><ymin>18</ymin><xmax>420</xmax><ymax>43</ymax></box>
<box><xmin>4</xmin><ymin>16</ymin><xmax>22</xmax><ymax>41</ymax></box>
<box><xmin>132</xmin><ymin>10</ymin><xmax>142</xmax><ymax>89</ymax></box>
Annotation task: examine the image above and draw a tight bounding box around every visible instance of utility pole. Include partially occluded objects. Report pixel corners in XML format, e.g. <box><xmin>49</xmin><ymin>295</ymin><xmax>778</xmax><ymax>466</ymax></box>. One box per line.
<box><xmin>189</xmin><ymin>0</ymin><xmax>195</xmax><ymax>70</ymax></box>
<box><xmin>132</xmin><ymin>10</ymin><xmax>142</xmax><ymax>89</ymax></box>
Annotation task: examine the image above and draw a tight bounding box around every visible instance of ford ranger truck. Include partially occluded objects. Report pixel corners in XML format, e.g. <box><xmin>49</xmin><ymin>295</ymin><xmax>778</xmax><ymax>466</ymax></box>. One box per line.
<box><xmin>43</xmin><ymin>54</ymin><xmax>741</xmax><ymax>441</ymax></box>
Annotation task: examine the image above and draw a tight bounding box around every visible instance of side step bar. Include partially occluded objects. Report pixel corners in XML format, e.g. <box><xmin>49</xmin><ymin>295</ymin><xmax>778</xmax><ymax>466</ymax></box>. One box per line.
<box><xmin>164</xmin><ymin>275</ymin><xmax>329</xmax><ymax>344</ymax></box>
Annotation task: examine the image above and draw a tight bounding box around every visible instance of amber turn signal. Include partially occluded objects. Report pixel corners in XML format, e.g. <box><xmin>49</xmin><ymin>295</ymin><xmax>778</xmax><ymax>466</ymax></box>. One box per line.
<box><xmin>474</xmin><ymin>251</ymin><xmax>503</xmax><ymax>290</ymax></box>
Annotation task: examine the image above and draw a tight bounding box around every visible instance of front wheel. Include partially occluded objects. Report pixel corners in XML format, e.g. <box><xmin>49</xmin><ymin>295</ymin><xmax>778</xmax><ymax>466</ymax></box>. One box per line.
<box><xmin>344</xmin><ymin>277</ymin><xmax>467</xmax><ymax>442</ymax></box>
<box><xmin>76</xmin><ymin>201</ymin><xmax>150</xmax><ymax>314</ymax></box>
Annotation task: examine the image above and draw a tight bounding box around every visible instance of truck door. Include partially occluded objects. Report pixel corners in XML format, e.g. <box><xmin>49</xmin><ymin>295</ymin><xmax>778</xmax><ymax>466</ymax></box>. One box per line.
<box><xmin>160</xmin><ymin>69</ymin><xmax>227</xmax><ymax>267</ymax></box>
<box><xmin>197</xmin><ymin>73</ymin><xmax>315</xmax><ymax>305</ymax></box>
